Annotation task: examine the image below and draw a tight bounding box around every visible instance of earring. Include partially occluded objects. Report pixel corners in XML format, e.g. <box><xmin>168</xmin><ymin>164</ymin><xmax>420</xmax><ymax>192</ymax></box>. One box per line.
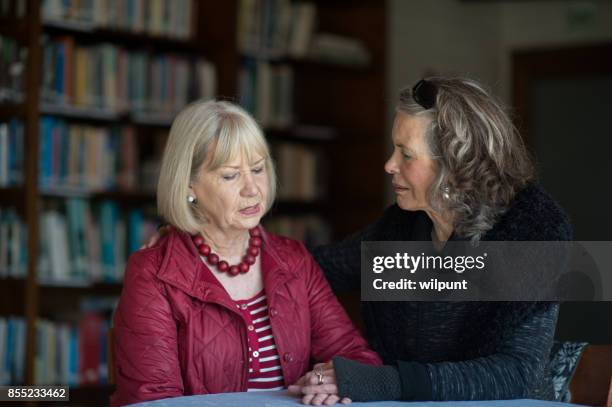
<box><xmin>188</xmin><ymin>195</ymin><xmax>197</xmax><ymax>203</ymax></box>
<box><xmin>442</xmin><ymin>186</ymin><xmax>450</xmax><ymax>200</ymax></box>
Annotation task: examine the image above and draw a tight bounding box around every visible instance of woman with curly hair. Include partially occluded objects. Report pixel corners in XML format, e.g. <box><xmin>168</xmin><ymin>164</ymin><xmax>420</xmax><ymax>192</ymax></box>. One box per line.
<box><xmin>289</xmin><ymin>77</ymin><xmax>571</xmax><ymax>404</ymax></box>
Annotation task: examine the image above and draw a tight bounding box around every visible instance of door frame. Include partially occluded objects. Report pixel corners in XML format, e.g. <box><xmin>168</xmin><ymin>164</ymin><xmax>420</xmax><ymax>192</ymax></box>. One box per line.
<box><xmin>512</xmin><ymin>42</ymin><xmax>612</xmax><ymax>147</ymax></box>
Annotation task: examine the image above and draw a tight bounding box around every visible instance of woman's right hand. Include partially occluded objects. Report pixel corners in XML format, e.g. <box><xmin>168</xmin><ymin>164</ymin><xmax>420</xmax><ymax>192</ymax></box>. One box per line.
<box><xmin>140</xmin><ymin>225</ymin><xmax>172</xmax><ymax>249</ymax></box>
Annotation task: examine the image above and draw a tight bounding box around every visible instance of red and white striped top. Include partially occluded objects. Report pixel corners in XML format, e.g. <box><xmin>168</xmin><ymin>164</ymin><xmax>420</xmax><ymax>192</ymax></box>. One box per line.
<box><xmin>235</xmin><ymin>290</ymin><xmax>284</xmax><ymax>391</ymax></box>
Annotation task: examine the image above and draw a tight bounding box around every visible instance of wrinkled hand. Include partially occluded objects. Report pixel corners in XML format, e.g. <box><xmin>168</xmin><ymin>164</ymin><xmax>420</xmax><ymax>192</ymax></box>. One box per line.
<box><xmin>140</xmin><ymin>225</ymin><xmax>171</xmax><ymax>249</ymax></box>
<box><xmin>288</xmin><ymin>362</ymin><xmax>351</xmax><ymax>406</ymax></box>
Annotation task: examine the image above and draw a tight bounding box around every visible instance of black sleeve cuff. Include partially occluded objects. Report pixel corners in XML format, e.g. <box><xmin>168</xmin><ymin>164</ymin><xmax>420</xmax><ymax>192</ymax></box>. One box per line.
<box><xmin>332</xmin><ymin>356</ymin><xmax>401</xmax><ymax>402</ymax></box>
<box><xmin>397</xmin><ymin>360</ymin><xmax>432</xmax><ymax>401</ymax></box>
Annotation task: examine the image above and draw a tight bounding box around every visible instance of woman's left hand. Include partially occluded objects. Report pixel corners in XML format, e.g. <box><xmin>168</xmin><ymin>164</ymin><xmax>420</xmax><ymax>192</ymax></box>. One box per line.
<box><xmin>288</xmin><ymin>362</ymin><xmax>352</xmax><ymax>406</ymax></box>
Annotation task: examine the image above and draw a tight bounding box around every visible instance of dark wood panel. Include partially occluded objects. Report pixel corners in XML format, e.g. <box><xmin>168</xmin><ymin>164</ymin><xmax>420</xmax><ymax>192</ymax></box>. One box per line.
<box><xmin>0</xmin><ymin>187</ymin><xmax>25</xmax><ymax>214</ymax></box>
<box><xmin>0</xmin><ymin>103</ymin><xmax>26</xmax><ymax>120</ymax></box>
<box><xmin>23</xmin><ymin>0</ymin><xmax>43</xmax><ymax>386</ymax></box>
<box><xmin>513</xmin><ymin>43</ymin><xmax>612</xmax><ymax>147</ymax></box>
<box><xmin>42</xmin><ymin>20</ymin><xmax>200</xmax><ymax>53</ymax></box>
<box><xmin>0</xmin><ymin>278</ymin><xmax>26</xmax><ymax>316</ymax></box>
<box><xmin>0</xmin><ymin>19</ymin><xmax>27</xmax><ymax>40</ymax></box>
<box><xmin>196</xmin><ymin>1</ymin><xmax>239</xmax><ymax>98</ymax></box>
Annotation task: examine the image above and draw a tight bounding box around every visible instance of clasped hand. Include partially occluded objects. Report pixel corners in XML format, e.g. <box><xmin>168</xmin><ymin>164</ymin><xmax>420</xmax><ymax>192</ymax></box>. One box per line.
<box><xmin>287</xmin><ymin>361</ymin><xmax>351</xmax><ymax>406</ymax></box>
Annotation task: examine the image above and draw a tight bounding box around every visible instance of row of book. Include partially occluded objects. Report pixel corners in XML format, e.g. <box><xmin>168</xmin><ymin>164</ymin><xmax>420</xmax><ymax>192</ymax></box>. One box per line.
<box><xmin>0</xmin><ymin>0</ymin><xmax>26</xmax><ymax>19</ymax></box>
<box><xmin>36</xmin><ymin>299</ymin><xmax>115</xmax><ymax>386</ymax></box>
<box><xmin>309</xmin><ymin>34</ymin><xmax>371</xmax><ymax>67</ymax></box>
<box><xmin>0</xmin><ymin>317</ymin><xmax>25</xmax><ymax>385</ymax></box>
<box><xmin>273</xmin><ymin>143</ymin><xmax>327</xmax><ymax>201</ymax></box>
<box><xmin>239</xmin><ymin>60</ymin><xmax>293</xmax><ymax>128</ymax></box>
<box><xmin>0</xmin><ymin>35</ymin><xmax>27</xmax><ymax>104</ymax></box>
<box><xmin>39</xmin><ymin>117</ymin><xmax>144</xmax><ymax>190</ymax></box>
<box><xmin>39</xmin><ymin>199</ymin><xmax>158</xmax><ymax>284</ymax></box>
<box><xmin>38</xmin><ymin>114</ymin><xmax>328</xmax><ymax>200</ymax></box>
<box><xmin>42</xmin><ymin>0</ymin><xmax>194</xmax><ymax>39</ymax></box>
<box><xmin>0</xmin><ymin>119</ymin><xmax>24</xmax><ymax>187</ymax></box>
<box><xmin>238</xmin><ymin>0</ymin><xmax>316</xmax><ymax>58</ymax></box>
<box><xmin>41</xmin><ymin>35</ymin><xmax>216</xmax><ymax>116</ymax></box>
<box><xmin>237</xmin><ymin>0</ymin><xmax>371</xmax><ymax>66</ymax></box>
<box><xmin>0</xmin><ymin>208</ymin><xmax>27</xmax><ymax>279</ymax></box>
<box><xmin>264</xmin><ymin>215</ymin><xmax>331</xmax><ymax>248</ymax></box>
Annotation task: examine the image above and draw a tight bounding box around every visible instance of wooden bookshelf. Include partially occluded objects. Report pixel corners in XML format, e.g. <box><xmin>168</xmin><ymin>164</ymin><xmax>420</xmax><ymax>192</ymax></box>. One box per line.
<box><xmin>0</xmin><ymin>186</ymin><xmax>24</xmax><ymax>209</ymax></box>
<box><xmin>0</xmin><ymin>103</ymin><xmax>26</xmax><ymax>120</ymax></box>
<box><xmin>38</xmin><ymin>103</ymin><xmax>179</xmax><ymax>129</ymax></box>
<box><xmin>42</xmin><ymin>20</ymin><xmax>201</xmax><ymax>53</ymax></box>
<box><xmin>0</xmin><ymin>0</ymin><xmax>387</xmax><ymax>401</ymax></box>
<box><xmin>0</xmin><ymin>277</ymin><xmax>27</xmax><ymax>316</ymax></box>
<box><xmin>0</xmin><ymin>0</ymin><xmax>240</xmax><ymax>394</ymax></box>
<box><xmin>0</xmin><ymin>19</ymin><xmax>27</xmax><ymax>39</ymax></box>
<box><xmin>290</xmin><ymin>1</ymin><xmax>386</xmax><ymax>238</ymax></box>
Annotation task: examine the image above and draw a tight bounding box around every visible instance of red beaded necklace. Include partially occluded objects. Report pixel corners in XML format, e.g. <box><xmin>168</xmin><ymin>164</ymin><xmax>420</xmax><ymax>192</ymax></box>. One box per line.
<box><xmin>192</xmin><ymin>227</ymin><xmax>262</xmax><ymax>276</ymax></box>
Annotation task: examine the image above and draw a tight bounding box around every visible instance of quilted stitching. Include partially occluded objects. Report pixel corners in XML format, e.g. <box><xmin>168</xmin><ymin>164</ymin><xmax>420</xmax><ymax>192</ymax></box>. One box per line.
<box><xmin>111</xmin><ymin>229</ymin><xmax>381</xmax><ymax>407</ymax></box>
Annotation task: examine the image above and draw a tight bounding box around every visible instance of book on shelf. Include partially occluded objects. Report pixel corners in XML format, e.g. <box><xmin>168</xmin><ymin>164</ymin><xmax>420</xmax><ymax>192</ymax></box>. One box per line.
<box><xmin>116</xmin><ymin>126</ymin><xmax>138</xmax><ymax>190</ymax></box>
<box><xmin>38</xmin><ymin>199</ymin><xmax>158</xmax><ymax>285</ymax></box>
<box><xmin>0</xmin><ymin>0</ymin><xmax>26</xmax><ymax>19</ymax></box>
<box><xmin>273</xmin><ymin>143</ymin><xmax>327</xmax><ymax>201</ymax></box>
<box><xmin>41</xmin><ymin>0</ymin><xmax>193</xmax><ymax>40</ymax></box>
<box><xmin>0</xmin><ymin>207</ymin><xmax>27</xmax><ymax>278</ymax></box>
<box><xmin>35</xmin><ymin>297</ymin><xmax>116</xmax><ymax>386</ymax></box>
<box><xmin>78</xmin><ymin>312</ymin><xmax>105</xmax><ymax>385</ymax></box>
<box><xmin>39</xmin><ymin>117</ymin><xmax>143</xmax><ymax>191</ymax></box>
<box><xmin>0</xmin><ymin>119</ymin><xmax>24</xmax><ymax>187</ymax></box>
<box><xmin>0</xmin><ymin>316</ymin><xmax>26</xmax><ymax>386</ymax></box>
<box><xmin>0</xmin><ymin>207</ymin><xmax>27</xmax><ymax>279</ymax></box>
<box><xmin>0</xmin><ymin>35</ymin><xmax>27</xmax><ymax>104</ymax></box>
<box><xmin>239</xmin><ymin>60</ymin><xmax>293</xmax><ymax>128</ymax></box>
<box><xmin>238</xmin><ymin>0</ymin><xmax>371</xmax><ymax>67</ymax></box>
<box><xmin>238</xmin><ymin>0</ymin><xmax>316</xmax><ymax>59</ymax></box>
<box><xmin>34</xmin><ymin>319</ymin><xmax>79</xmax><ymax>386</ymax></box>
<box><xmin>41</xmin><ymin>35</ymin><xmax>216</xmax><ymax>117</ymax></box>
<box><xmin>309</xmin><ymin>33</ymin><xmax>371</xmax><ymax>67</ymax></box>
<box><xmin>288</xmin><ymin>3</ymin><xmax>316</xmax><ymax>59</ymax></box>
<box><xmin>264</xmin><ymin>215</ymin><xmax>331</xmax><ymax>248</ymax></box>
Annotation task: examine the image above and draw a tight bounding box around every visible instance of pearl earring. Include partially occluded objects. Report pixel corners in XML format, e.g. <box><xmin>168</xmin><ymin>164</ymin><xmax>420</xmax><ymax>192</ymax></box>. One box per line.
<box><xmin>442</xmin><ymin>187</ymin><xmax>450</xmax><ymax>200</ymax></box>
<box><xmin>188</xmin><ymin>195</ymin><xmax>197</xmax><ymax>203</ymax></box>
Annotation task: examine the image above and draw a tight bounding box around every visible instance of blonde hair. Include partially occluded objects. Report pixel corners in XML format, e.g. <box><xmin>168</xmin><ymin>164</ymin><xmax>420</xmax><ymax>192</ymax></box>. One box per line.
<box><xmin>157</xmin><ymin>100</ymin><xmax>277</xmax><ymax>233</ymax></box>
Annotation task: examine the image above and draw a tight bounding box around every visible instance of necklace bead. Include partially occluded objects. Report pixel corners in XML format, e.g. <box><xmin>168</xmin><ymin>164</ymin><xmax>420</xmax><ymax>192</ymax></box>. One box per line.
<box><xmin>218</xmin><ymin>261</ymin><xmax>229</xmax><ymax>272</ymax></box>
<box><xmin>192</xmin><ymin>227</ymin><xmax>261</xmax><ymax>277</ymax></box>
<box><xmin>244</xmin><ymin>254</ymin><xmax>256</xmax><ymax>265</ymax></box>
<box><xmin>198</xmin><ymin>244</ymin><xmax>211</xmax><ymax>256</ymax></box>
<box><xmin>207</xmin><ymin>253</ymin><xmax>219</xmax><ymax>265</ymax></box>
<box><xmin>229</xmin><ymin>265</ymin><xmax>240</xmax><ymax>276</ymax></box>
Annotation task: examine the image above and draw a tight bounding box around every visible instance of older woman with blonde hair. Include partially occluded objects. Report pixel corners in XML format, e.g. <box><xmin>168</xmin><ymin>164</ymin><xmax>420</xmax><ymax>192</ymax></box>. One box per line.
<box><xmin>110</xmin><ymin>100</ymin><xmax>381</xmax><ymax>406</ymax></box>
<box><xmin>288</xmin><ymin>77</ymin><xmax>571</xmax><ymax>404</ymax></box>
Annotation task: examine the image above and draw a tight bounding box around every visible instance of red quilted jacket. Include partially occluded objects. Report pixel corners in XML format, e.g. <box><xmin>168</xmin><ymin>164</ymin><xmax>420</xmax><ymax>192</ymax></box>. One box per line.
<box><xmin>111</xmin><ymin>227</ymin><xmax>381</xmax><ymax>406</ymax></box>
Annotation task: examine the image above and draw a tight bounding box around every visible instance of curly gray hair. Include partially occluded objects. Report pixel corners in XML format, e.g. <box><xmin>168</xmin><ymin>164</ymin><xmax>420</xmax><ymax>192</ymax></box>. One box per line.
<box><xmin>397</xmin><ymin>77</ymin><xmax>535</xmax><ymax>241</ymax></box>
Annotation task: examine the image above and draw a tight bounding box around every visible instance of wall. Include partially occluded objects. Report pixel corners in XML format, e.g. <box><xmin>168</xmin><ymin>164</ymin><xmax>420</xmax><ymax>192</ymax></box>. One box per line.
<box><xmin>389</xmin><ymin>0</ymin><xmax>612</xmax><ymax>109</ymax></box>
<box><xmin>498</xmin><ymin>0</ymin><xmax>612</xmax><ymax>100</ymax></box>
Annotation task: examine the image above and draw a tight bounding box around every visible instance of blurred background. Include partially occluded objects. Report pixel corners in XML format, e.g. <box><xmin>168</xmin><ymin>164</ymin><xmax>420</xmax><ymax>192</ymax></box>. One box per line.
<box><xmin>0</xmin><ymin>0</ymin><xmax>610</xmax><ymax>405</ymax></box>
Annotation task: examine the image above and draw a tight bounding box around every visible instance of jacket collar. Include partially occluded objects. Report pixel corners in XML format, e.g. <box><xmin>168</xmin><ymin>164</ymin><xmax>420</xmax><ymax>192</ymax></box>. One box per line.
<box><xmin>156</xmin><ymin>227</ymin><xmax>297</xmax><ymax>310</ymax></box>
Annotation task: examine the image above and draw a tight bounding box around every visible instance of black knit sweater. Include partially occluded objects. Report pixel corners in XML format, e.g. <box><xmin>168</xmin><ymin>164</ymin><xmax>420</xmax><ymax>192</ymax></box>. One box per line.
<box><xmin>311</xmin><ymin>184</ymin><xmax>572</xmax><ymax>401</ymax></box>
